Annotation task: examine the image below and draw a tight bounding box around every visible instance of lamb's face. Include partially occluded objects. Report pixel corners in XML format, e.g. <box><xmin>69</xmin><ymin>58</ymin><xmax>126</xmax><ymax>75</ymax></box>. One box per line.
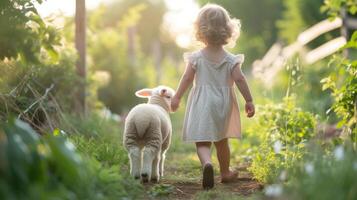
<box><xmin>135</xmin><ymin>86</ymin><xmax>175</xmax><ymax>112</ymax></box>
<box><xmin>153</xmin><ymin>86</ymin><xmax>175</xmax><ymax>110</ymax></box>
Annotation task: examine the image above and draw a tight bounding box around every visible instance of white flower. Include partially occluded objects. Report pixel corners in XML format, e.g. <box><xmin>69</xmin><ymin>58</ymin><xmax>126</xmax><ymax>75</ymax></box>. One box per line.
<box><xmin>304</xmin><ymin>163</ymin><xmax>314</xmax><ymax>175</ymax></box>
<box><xmin>246</xmin><ymin>148</ymin><xmax>252</xmax><ymax>154</ymax></box>
<box><xmin>65</xmin><ymin>140</ymin><xmax>75</xmax><ymax>151</ymax></box>
<box><xmin>265</xmin><ymin>184</ymin><xmax>283</xmax><ymax>197</ymax></box>
<box><xmin>279</xmin><ymin>170</ymin><xmax>287</xmax><ymax>181</ymax></box>
<box><xmin>333</xmin><ymin>146</ymin><xmax>344</xmax><ymax>161</ymax></box>
<box><xmin>273</xmin><ymin>140</ymin><xmax>283</xmax><ymax>153</ymax></box>
<box><xmin>60</xmin><ymin>130</ymin><xmax>67</xmax><ymax>136</ymax></box>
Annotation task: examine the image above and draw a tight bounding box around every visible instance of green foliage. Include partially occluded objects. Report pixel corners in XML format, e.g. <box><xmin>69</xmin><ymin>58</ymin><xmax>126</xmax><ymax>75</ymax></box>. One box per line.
<box><xmin>0</xmin><ymin>0</ymin><xmax>61</xmax><ymax>63</ymax></box>
<box><xmin>148</xmin><ymin>184</ymin><xmax>174</xmax><ymax>197</ymax></box>
<box><xmin>194</xmin><ymin>190</ymin><xmax>262</xmax><ymax>200</ymax></box>
<box><xmin>64</xmin><ymin>113</ymin><xmax>145</xmax><ymax>199</ymax></box>
<box><xmin>265</xmin><ymin>142</ymin><xmax>357</xmax><ymax>200</ymax></box>
<box><xmin>277</xmin><ymin>0</ymin><xmax>331</xmax><ymax>47</ymax></box>
<box><xmin>0</xmin><ymin>117</ymin><xmax>144</xmax><ymax>200</ymax></box>
<box><xmin>321</xmin><ymin>32</ymin><xmax>357</xmax><ymax>142</ymax></box>
<box><xmin>0</xmin><ymin>119</ymin><xmax>84</xmax><ymax>199</ymax></box>
<box><xmin>88</xmin><ymin>0</ymin><xmax>173</xmax><ymax>55</ymax></box>
<box><xmin>85</xmin><ymin>3</ymin><xmax>178</xmax><ymax>114</ymax></box>
<box><xmin>0</xmin><ymin>47</ymin><xmax>81</xmax><ymax>131</ymax></box>
<box><xmin>321</xmin><ymin>0</ymin><xmax>357</xmax><ymax>18</ymax></box>
<box><xmin>272</xmin><ymin>59</ymin><xmax>335</xmax><ymax>119</ymax></box>
<box><xmin>64</xmin><ymin>113</ymin><xmax>128</xmax><ymax>167</ymax></box>
<box><xmin>297</xmin><ymin>62</ymin><xmax>335</xmax><ymax>119</ymax></box>
<box><xmin>248</xmin><ymin>97</ymin><xmax>316</xmax><ymax>183</ymax></box>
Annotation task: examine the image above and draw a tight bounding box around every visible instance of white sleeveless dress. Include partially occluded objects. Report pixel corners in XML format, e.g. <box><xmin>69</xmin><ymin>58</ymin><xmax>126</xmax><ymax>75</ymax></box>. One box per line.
<box><xmin>182</xmin><ymin>50</ymin><xmax>244</xmax><ymax>142</ymax></box>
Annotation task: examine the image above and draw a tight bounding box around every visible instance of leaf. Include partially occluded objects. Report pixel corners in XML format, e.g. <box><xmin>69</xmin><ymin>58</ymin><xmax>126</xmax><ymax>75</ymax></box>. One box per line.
<box><xmin>53</xmin><ymin>129</ymin><xmax>60</xmax><ymax>136</ymax></box>
<box><xmin>46</xmin><ymin>46</ymin><xmax>59</xmax><ymax>63</ymax></box>
<box><xmin>351</xmin><ymin>31</ymin><xmax>357</xmax><ymax>42</ymax></box>
<box><xmin>28</xmin><ymin>13</ymin><xmax>46</xmax><ymax>28</ymax></box>
<box><xmin>3</xmin><ymin>119</ymin><xmax>40</xmax><ymax>147</ymax></box>
<box><xmin>45</xmin><ymin>134</ymin><xmax>84</xmax><ymax>185</ymax></box>
<box><xmin>349</xmin><ymin>5</ymin><xmax>357</xmax><ymax>14</ymax></box>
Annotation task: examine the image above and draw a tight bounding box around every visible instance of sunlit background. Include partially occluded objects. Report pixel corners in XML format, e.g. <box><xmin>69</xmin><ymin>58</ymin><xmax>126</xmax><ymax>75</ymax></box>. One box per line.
<box><xmin>6</xmin><ymin>0</ymin><xmax>356</xmax><ymax>131</ymax></box>
<box><xmin>0</xmin><ymin>0</ymin><xmax>356</xmax><ymax>199</ymax></box>
<box><xmin>36</xmin><ymin>0</ymin><xmax>199</xmax><ymax>48</ymax></box>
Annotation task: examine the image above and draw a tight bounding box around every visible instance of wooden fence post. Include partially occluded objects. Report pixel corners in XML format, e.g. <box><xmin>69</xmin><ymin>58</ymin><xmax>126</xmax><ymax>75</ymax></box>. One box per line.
<box><xmin>341</xmin><ymin>8</ymin><xmax>349</xmax><ymax>57</ymax></box>
<box><xmin>75</xmin><ymin>0</ymin><xmax>86</xmax><ymax>115</ymax></box>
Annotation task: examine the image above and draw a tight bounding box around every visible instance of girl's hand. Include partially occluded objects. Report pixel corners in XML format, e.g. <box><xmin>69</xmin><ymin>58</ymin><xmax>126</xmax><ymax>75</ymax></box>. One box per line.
<box><xmin>245</xmin><ymin>102</ymin><xmax>255</xmax><ymax>118</ymax></box>
<box><xmin>171</xmin><ymin>96</ymin><xmax>180</xmax><ymax>112</ymax></box>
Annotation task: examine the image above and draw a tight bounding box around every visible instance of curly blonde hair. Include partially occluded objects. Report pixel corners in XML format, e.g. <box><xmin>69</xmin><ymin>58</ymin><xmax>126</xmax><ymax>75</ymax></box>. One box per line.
<box><xmin>194</xmin><ymin>4</ymin><xmax>240</xmax><ymax>47</ymax></box>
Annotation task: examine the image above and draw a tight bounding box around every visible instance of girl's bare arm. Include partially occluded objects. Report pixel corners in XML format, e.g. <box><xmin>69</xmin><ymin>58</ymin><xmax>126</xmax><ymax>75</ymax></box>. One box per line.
<box><xmin>171</xmin><ymin>63</ymin><xmax>195</xmax><ymax>111</ymax></box>
<box><xmin>231</xmin><ymin>63</ymin><xmax>253</xmax><ymax>103</ymax></box>
<box><xmin>174</xmin><ymin>63</ymin><xmax>195</xmax><ymax>99</ymax></box>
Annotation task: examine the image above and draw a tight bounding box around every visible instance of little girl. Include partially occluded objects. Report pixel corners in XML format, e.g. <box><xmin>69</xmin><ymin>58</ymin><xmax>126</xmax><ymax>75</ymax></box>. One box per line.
<box><xmin>171</xmin><ymin>4</ymin><xmax>255</xmax><ymax>189</ymax></box>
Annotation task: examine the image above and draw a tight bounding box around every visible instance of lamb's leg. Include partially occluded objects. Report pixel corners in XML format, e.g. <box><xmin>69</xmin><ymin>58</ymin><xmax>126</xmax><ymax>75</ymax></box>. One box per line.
<box><xmin>160</xmin><ymin>134</ymin><xmax>171</xmax><ymax>177</ymax></box>
<box><xmin>124</xmin><ymin>122</ymin><xmax>142</xmax><ymax>179</ymax></box>
<box><xmin>141</xmin><ymin>124</ymin><xmax>162</xmax><ymax>183</ymax></box>
<box><xmin>128</xmin><ymin>146</ymin><xmax>142</xmax><ymax>179</ymax></box>
<box><xmin>159</xmin><ymin>150</ymin><xmax>166</xmax><ymax>177</ymax></box>
<box><xmin>141</xmin><ymin>147</ymin><xmax>157</xmax><ymax>183</ymax></box>
<box><xmin>151</xmin><ymin>151</ymin><xmax>161</xmax><ymax>183</ymax></box>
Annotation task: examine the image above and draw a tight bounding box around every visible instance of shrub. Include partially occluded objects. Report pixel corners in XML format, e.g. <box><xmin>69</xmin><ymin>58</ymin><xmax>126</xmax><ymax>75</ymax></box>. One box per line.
<box><xmin>0</xmin><ymin>118</ymin><xmax>143</xmax><ymax>200</ymax></box>
<box><xmin>264</xmin><ymin>142</ymin><xmax>357</xmax><ymax>200</ymax></box>
<box><xmin>321</xmin><ymin>32</ymin><xmax>357</xmax><ymax>143</ymax></box>
<box><xmin>0</xmin><ymin>119</ymin><xmax>85</xmax><ymax>199</ymax></box>
<box><xmin>0</xmin><ymin>47</ymin><xmax>81</xmax><ymax>133</ymax></box>
<box><xmin>248</xmin><ymin>97</ymin><xmax>316</xmax><ymax>183</ymax></box>
<box><xmin>0</xmin><ymin>0</ymin><xmax>61</xmax><ymax>63</ymax></box>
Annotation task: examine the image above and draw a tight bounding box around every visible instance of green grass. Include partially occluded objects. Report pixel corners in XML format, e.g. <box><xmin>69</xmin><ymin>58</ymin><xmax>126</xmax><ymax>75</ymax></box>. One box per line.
<box><xmin>61</xmin><ymin>113</ymin><xmax>146</xmax><ymax>199</ymax></box>
<box><xmin>59</xmin><ymin>110</ymin><xmax>262</xmax><ymax>199</ymax></box>
<box><xmin>194</xmin><ymin>190</ymin><xmax>262</xmax><ymax>200</ymax></box>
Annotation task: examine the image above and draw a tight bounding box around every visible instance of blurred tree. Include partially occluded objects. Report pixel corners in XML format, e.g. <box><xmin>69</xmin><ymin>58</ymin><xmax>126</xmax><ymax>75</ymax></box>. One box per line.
<box><xmin>0</xmin><ymin>0</ymin><xmax>61</xmax><ymax>63</ymax></box>
<box><xmin>88</xmin><ymin>0</ymin><xmax>179</xmax><ymax>60</ymax></box>
<box><xmin>277</xmin><ymin>0</ymin><xmax>338</xmax><ymax>49</ymax></box>
<box><xmin>87</xmin><ymin>4</ymin><xmax>159</xmax><ymax>114</ymax></box>
<box><xmin>0</xmin><ymin>0</ymin><xmax>83</xmax><ymax>128</ymax></box>
<box><xmin>75</xmin><ymin>0</ymin><xmax>87</xmax><ymax>114</ymax></box>
<box><xmin>82</xmin><ymin>0</ymin><xmax>182</xmax><ymax>114</ymax></box>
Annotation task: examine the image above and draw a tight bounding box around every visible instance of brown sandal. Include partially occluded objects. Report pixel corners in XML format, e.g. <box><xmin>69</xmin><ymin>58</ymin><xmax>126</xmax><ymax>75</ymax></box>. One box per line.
<box><xmin>202</xmin><ymin>163</ymin><xmax>214</xmax><ymax>190</ymax></box>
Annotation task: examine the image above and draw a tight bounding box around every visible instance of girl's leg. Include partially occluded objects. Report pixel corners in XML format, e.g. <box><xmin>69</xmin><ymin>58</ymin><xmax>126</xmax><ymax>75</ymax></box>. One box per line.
<box><xmin>196</xmin><ymin>142</ymin><xmax>214</xmax><ymax>189</ymax></box>
<box><xmin>214</xmin><ymin>138</ymin><xmax>237</xmax><ymax>181</ymax></box>
<box><xmin>195</xmin><ymin>142</ymin><xmax>212</xmax><ymax>165</ymax></box>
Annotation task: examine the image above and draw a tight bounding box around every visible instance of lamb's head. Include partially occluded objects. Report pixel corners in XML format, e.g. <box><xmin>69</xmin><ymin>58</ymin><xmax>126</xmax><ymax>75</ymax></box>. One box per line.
<box><xmin>135</xmin><ymin>86</ymin><xmax>175</xmax><ymax>112</ymax></box>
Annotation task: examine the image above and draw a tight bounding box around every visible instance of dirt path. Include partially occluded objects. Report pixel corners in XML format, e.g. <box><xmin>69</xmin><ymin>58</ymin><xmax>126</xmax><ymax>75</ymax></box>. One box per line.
<box><xmin>143</xmin><ymin>151</ymin><xmax>263</xmax><ymax>199</ymax></box>
<box><xmin>159</xmin><ymin>169</ymin><xmax>261</xmax><ymax>199</ymax></box>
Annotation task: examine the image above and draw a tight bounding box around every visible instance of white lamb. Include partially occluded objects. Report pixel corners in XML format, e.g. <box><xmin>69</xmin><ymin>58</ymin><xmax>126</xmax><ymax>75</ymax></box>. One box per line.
<box><xmin>123</xmin><ymin>86</ymin><xmax>175</xmax><ymax>183</ymax></box>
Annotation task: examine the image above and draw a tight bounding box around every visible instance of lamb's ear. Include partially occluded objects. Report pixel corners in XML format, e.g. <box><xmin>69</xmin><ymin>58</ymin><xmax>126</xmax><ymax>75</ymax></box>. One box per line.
<box><xmin>135</xmin><ymin>88</ymin><xmax>152</xmax><ymax>98</ymax></box>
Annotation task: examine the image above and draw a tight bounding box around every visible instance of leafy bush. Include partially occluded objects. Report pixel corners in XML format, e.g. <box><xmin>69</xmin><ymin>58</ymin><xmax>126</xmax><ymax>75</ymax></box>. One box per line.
<box><xmin>0</xmin><ymin>118</ymin><xmax>143</xmax><ymax>200</ymax></box>
<box><xmin>321</xmin><ymin>32</ymin><xmax>357</xmax><ymax>143</ymax></box>
<box><xmin>64</xmin><ymin>113</ymin><xmax>129</xmax><ymax>167</ymax></box>
<box><xmin>248</xmin><ymin>97</ymin><xmax>316</xmax><ymax>183</ymax></box>
<box><xmin>0</xmin><ymin>119</ymin><xmax>85</xmax><ymax>199</ymax></box>
<box><xmin>0</xmin><ymin>47</ymin><xmax>81</xmax><ymax>132</ymax></box>
<box><xmin>321</xmin><ymin>0</ymin><xmax>357</xmax><ymax>19</ymax></box>
<box><xmin>264</xmin><ymin>142</ymin><xmax>357</xmax><ymax>200</ymax></box>
<box><xmin>0</xmin><ymin>0</ymin><xmax>61</xmax><ymax>63</ymax></box>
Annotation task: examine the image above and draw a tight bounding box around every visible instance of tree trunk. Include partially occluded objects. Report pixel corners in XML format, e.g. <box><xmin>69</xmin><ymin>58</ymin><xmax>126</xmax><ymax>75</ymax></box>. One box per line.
<box><xmin>75</xmin><ymin>0</ymin><xmax>86</xmax><ymax>115</ymax></box>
